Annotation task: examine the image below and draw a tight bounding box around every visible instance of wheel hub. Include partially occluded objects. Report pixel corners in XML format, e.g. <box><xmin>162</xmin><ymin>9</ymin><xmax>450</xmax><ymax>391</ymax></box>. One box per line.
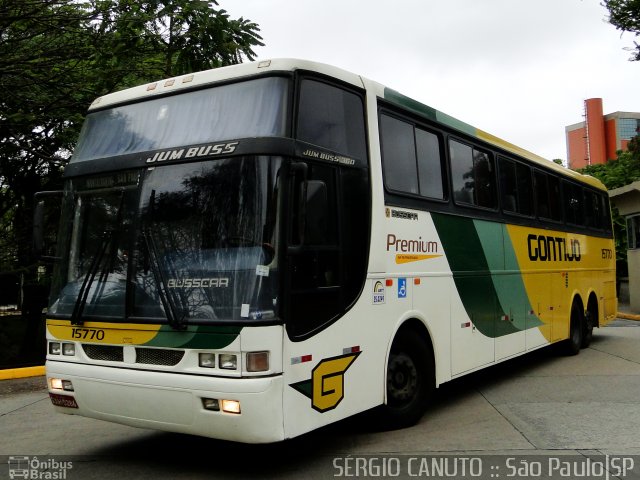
<box><xmin>387</xmin><ymin>352</ymin><xmax>418</xmax><ymax>403</ymax></box>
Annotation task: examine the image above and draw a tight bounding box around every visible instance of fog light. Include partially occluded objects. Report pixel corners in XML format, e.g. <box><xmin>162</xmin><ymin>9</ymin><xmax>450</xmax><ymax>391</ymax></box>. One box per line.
<box><xmin>199</xmin><ymin>353</ymin><xmax>216</xmax><ymax>368</ymax></box>
<box><xmin>246</xmin><ymin>351</ymin><xmax>269</xmax><ymax>372</ymax></box>
<box><xmin>50</xmin><ymin>378</ymin><xmax>63</xmax><ymax>390</ymax></box>
<box><xmin>49</xmin><ymin>342</ymin><xmax>61</xmax><ymax>355</ymax></box>
<box><xmin>62</xmin><ymin>380</ymin><xmax>74</xmax><ymax>392</ymax></box>
<box><xmin>202</xmin><ymin>398</ymin><xmax>220</xmax><ymax>411</ymax></box>
<box><xmin>221</xmin><ymin>399</ymin><xmax>241</xmax><ymax>414</ymax></box>
<box><xmin>219</xmin><ymin>354</ymin><xmax>237</xmax><ymax>370</ymax></box>
<box><xmin>62</xmin><ymin>343</ymin><xmax>75</xmax><ymax>356</ymax></box>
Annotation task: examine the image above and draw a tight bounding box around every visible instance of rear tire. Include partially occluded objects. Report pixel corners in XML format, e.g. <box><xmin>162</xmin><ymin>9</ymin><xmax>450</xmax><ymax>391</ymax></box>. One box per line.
<box><xmin>379</xmin><ymin>330</ymin><xmax>434</xmax><ymax>429</ymax></box>
<box><xmin>562</xmin><ymin>302</ymin><xmax>583</xmax><ymax>356</ymax></box>
<box><xmin>582</xmin><ymin>299</ymin><xmax>597</xmax><ymax>348</ymax></box>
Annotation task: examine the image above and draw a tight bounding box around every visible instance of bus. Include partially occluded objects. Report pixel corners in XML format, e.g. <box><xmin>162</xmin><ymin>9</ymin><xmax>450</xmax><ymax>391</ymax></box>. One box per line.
<box><xmin>42</xmin><ymin>58</ymin><xmax>617</xmax><ymax>443</ymax></box>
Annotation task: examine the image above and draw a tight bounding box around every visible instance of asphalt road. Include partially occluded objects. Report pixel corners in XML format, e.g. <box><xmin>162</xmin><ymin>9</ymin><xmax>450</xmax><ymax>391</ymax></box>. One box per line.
<box><xmin>1</xmin><ymin>320</ymin><xmax>639</xmax><ymax>479</ymax></box>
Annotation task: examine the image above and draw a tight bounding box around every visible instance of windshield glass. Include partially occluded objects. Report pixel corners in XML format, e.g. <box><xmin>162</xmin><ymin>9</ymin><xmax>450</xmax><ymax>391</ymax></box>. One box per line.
<box><xmin>72</xmin><ymin>77</ymin><xmax>289</xmax><ymax>162</ymax></box>
<box><xmin>49</xmin><ymin>157</ymin><xmax>283</xmax><ymax>324</ymax></box>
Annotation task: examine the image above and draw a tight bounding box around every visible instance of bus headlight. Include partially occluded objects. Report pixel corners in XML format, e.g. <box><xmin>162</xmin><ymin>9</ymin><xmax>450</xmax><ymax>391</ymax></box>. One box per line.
<box><xmin>219</xmin><ymin>354</ymin><xmax>237</xmax><ymax>370</ymax></box>
<box><xmin>221</xmin><ymin>399</ymin><xmax>241</xmax><ymax>414</ymax></box>
<box><xmin>49</xmin><ymin>378</ymin><xmax>74</xmax><ymax>391</ymax></box>
<box><xmin>202</xmin><ymin>398</ymin><xmax>220</xmax><ymax>411</ymax></box>
<box><xmin>246</xmin><ymin>351</ymin><xmax>269</xmax><ymax>372</ymax></box>
<box><xmin>62</xmin><ymin>343</ymin><xmax>76</xmax><ymax>356</ymax></box>
<box><xmin>49</xmin><ymin>342</ymin><xmax>61</xmax><ymax>355</ymax></box>
<box><xmin>198</xmin><ymin>353</ymin><xmax>216</xmax><ymax>368</ymax></box>
<box><xmin>50</xmin><ymin>378</ymin><xmax>63</xmax><ymax>390</ymax></box>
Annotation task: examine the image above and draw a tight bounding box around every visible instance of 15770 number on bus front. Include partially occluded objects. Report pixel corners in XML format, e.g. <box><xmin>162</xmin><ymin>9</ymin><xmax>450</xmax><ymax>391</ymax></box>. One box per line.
<box><xmin>71</xmin><ymin>328</ymin><xmax>105</xmax><ymax>341</ymax></box>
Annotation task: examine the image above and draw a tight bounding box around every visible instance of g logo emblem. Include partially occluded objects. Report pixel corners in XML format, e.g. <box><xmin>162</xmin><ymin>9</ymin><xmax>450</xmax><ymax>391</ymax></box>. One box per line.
<box><xmin>290</xmin><ymin>351</ymin><xmax>361</xmax><ymax>412</ymax></box>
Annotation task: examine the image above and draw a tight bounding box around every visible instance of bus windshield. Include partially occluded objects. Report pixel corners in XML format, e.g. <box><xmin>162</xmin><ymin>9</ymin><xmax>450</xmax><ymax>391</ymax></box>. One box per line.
<box><xmin>72</xmin><ymin>76</ymin><xmax>289</xmax><ymax>162</ymax></box>
<box><xmin>49</xmin><ymin>156</ymin><xmax>283</xmax><ymax>325</ymax></box>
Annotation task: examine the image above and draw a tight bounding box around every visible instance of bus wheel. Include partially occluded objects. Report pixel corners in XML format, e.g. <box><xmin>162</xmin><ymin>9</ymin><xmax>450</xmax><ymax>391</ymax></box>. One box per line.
<box><xmin>381</xmin><ymin>330</ymin><xmax>434</xmax><ymax>429</ymax></box>
<box><xmin>582</xmin><ymin>300</ymin><xmax>597</xmax><ymax>349</ymax></box>
<box><xmin>562</xmin><ymin>302</ymin><xmax>583</xmax><ymax>356</ymax></box>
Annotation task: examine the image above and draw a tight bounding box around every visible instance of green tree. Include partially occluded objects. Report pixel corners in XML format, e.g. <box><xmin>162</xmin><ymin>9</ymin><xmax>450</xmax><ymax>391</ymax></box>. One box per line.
<box><xmin>578</xmin><ymin>136</ymin><xmax>640</xmax><ymax>278</ymax></box>
<box><xmin>0</xmin><ymin>0</ymin><xmax>263</xmax><ymax>284</ymax></box>
<box><xmin>602</xmin><ymin>0</ymin><xmax>640</xmax><ymax>60</ymax></box>
<box><xmin>0</xmin><ymin>0</ymin><xmax>262</xmax><ymax>363</ymax></box>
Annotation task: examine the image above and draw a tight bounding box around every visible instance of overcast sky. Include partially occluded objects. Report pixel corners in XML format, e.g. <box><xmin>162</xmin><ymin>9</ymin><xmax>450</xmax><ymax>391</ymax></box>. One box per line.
<box><xmin>224</xmin><ymin>0</ymin><xmax>639</xmax><ymax>162</ymax></box>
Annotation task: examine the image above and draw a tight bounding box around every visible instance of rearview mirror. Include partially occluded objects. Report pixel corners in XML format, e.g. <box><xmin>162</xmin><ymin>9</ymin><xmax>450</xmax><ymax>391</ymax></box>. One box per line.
<box><xmin>33</xmin><ymin>190</ymin><xmax>63</xmax><ymax>261</ymax></box>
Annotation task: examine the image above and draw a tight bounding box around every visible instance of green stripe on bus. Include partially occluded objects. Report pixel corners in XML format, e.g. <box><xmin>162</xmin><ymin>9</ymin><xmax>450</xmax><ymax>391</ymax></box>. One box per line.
<box><xmin>144</xmin><ymin>325</ymin><xmax>242</xmax><ymax>349</ymax></box>
<box><xmin>384</xmin><ymin>88</ymin><xmax>437</xmax><ymax>122</ymax></box>
<box><xmin>432</xmin><ymin>213</ymin><xmax>519</xmax><ymax>338</ymax></box>
<box><xmin>474</xmin><ymin>220</ymin><xmax>543</xmax><ymax>331</ymax></box>
<box><xmin>383</xmin><ymin>88</ymin><xmax>477</xmax><ymax>137</ymax></box>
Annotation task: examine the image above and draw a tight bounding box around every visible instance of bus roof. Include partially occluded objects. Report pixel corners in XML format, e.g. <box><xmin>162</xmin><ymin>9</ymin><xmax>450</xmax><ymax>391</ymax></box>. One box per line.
<box><xmin>88</xmin><ymin>58</ymin><xmax>606</xmax><ymax>192</ymax></box>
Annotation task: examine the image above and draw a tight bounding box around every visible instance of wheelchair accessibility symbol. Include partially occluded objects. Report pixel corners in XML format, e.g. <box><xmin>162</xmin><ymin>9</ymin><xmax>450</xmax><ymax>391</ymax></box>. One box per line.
<box><xmin>398</xmin><ymin>278</ymin><xmax>407</xmax><ymax>298</ymax></box>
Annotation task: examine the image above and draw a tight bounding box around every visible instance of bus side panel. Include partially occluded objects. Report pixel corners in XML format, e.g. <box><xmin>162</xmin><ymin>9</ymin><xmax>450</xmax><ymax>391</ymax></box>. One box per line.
<box><xmin>412</xmin><ymin>276</ymin><xmax>452</xmax><ymax>386</ymax></box>
<box><xmin>602</xmin><ymin>280</ymin><xmax>618</xmax><ymax>324</ymax></box>
<box><xmin>281</xmin><ymin>291</ymin><xmax>389</xmax><ymax>440</ymax></box>
<box><xmin>505</xmin><ymin>225</ymin><xmax>617</xmax><ymax>343</ymax></box>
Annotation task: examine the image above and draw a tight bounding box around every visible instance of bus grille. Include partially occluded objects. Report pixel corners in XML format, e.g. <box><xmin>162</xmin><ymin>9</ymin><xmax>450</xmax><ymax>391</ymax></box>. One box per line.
<box><xmin>135</xmin><ymin>348</ymin><xmax>184</xmax><ymax>366</ymax></box>
<box><xmin>82</xmin><ymin>344</ymin><xmax>124</xmax><ymax>362</ymax></box>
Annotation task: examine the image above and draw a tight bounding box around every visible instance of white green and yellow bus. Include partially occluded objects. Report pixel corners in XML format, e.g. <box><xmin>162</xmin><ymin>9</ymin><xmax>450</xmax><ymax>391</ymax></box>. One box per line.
<box><xmin>43</xmin><ymin>59</ymin><xmax>617</xmax><ymax>443</ymax></box>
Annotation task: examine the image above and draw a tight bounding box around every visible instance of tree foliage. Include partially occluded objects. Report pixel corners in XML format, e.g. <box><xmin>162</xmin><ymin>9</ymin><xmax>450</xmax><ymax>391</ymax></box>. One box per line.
<box><xmin>0</xmin><ymin>0</ymin><xmax>262</xmax><ymax>283</ymax></box>
<box><xmin>578</xmin><ymin>138</ymin><xmax>640</xmax><ymax>189</ymax></box>
<box><xmin>578</xmin><ymin>136</ymin><xmax>640</xmax><ymax>277</ymax></box>
<box><xmin>603</xmin><ymin>0</ymin><xmax>640</xmax><ymax>60</ymax></box>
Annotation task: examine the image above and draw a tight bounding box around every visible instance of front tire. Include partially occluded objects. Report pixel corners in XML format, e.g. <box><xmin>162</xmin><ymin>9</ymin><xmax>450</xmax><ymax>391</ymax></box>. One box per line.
<box><xmin>380</xmin><ymin>330</ymin><xmax>434</xmax><ymax>429</ymax></box>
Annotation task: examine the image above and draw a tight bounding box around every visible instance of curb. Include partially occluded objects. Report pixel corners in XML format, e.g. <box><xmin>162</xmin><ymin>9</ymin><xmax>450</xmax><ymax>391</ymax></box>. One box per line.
<box><xmin>617</xmin><ymin>311</ymin><xmax>640</xmax><ymax>321</ymax></box>
<box><xmin>0</xmin><ymin>366</ymin><xmax>45</xmax><ymax>381</ymax></box>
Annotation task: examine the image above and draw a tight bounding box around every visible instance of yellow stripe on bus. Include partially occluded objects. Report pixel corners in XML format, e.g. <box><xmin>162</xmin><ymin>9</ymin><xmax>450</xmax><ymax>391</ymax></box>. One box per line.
<box><xmin>47</xmin><ymin>319</ymin><xmax>161</xmax><ymax>345</ymax></box>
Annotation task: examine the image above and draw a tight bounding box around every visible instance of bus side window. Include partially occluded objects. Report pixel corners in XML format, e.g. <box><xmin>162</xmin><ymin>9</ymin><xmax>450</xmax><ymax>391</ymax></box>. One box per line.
<box><xmin>499</xmin><ymin>157</ymin><xmax>518</xmax><ymax>212</ymax></box>
<box><xmin>563</xmin><ymin>181</ymin><xmax>584</xmax><ymax>226</ymax></box>
<box><xmin>584</xmin><ymin>189</ymin><xmax>598</xmax><ymax>229</ymax></box>
<box><xmin>516</xmin><ymin>162</ymin><xmax>533</xmax><ymax>216</ymax></box>
<box><xmin>535</xmin><ymin>171</ymin><xmax>562</xmax><ymax>222</ymax></box>
<box><xmin>380</xmin><ymin>114</ymin><xmax>419</xmax><ymax>194</ymax></box>
<box><xmin>450</xmin><ymin>139</ymin><xmax>496</xmax><ymax>209</ymax></box>
<box><xmin>499</xmin><ymin>157</ymin><xmax>533</xmax><ymax>216</ymax></box>
<box><xmin>416</xmin><ymin>128</ymin><xmax>445</xmax><ymax>199</ymax></box>
<box><xmin>534</xmin><ymin>171</ymin><xmax>550</xmax><ymax>219</ymax></box>
<box><xmin>380</xmin><ymin>113</ymin><xmax>445</xmax><ymax>200</ymax></box>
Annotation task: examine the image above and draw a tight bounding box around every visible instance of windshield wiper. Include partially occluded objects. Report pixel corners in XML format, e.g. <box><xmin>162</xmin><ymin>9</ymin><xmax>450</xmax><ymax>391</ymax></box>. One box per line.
<box><xmin>142</xmin><ymin>227</ymin><xmax>188</xmax><ymax>331</ymax></box>
<box><xmin>142</xmin><ymin>189</ymin><xmax>187</xmax><ymax>330</ymax></box>
<box><xmin>70</xmin><ymin>231</ymin><xmax>113</xmax><ymax>326</ymax></box>
<box><xmin>70</xmin><ymin>192</ymin><xmax>125</xmax><ymax>326</ymax></box>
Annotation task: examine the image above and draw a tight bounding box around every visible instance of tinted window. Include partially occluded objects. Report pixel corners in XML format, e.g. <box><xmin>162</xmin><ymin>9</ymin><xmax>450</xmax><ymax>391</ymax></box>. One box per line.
<box><xmin>499</xmin><ymin>157</ymin><xmax>533</xmax><ymax>216</ymax></box>
<box><xmin>450</xmin><ymin>139</ymin><xmax>496</xmax><ymax>209</ymax></box>
<box><xmin>286</xmin><ymin>162</ymin><xmax>370</xmax><ymax>338</ymax></box>
<box><xmin>584</xmin><ymin>190</ymin><xmax>599</xmax><ymax>229</ymax></box>
<box><xmin>450</xmin><ymin>140</ymin><xmax>474</xmax><ymax>204</ymax></box>
<box><xmin>380</xmin><ymin>114</ymin><xmax>445</xmax><ymax>199</ymax></box>
<box><xmin>73</xmin><ymin>77</ymin><xmax>289</xmax><ymax>162</ymax></box>
<box><xmin>297</xmin><ymin>79</ymin><xmax>367</xmax><ymax>161</ymax></box>
<box><xmin>516</xmin><ymin>163</ymin><xmax>533</xmax><ymax>216</ymax></box>
<box><xmin>534</xmin><ymin>171</ymin><xmax>562</xmax><ymax>222</ymax></box>
<box><xmin>547</xmin><ymin>176</ymin><xmax>562</xmax><ymax>221</ymax></box>
<box><xmin>380</xmin><ymin>115</ymin><xmax>419</xmax><ymax>194</ymax></box>
<box><xmin>564</xmin><ymin>181</ymin><xmax>584</xmax><ymax>226</ymax></box>
<box><xmin>416</xmin><ymin>128</ymin><xmax>444</xmax><ymax>199</ymax></box>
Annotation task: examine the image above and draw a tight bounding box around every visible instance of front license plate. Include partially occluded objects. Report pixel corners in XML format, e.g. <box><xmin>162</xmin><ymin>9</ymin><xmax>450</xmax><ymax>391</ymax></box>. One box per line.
<box><xmin>49</xmin><ymin>393</ymin><xmax>79</xmax><ymax>409</ymax></box>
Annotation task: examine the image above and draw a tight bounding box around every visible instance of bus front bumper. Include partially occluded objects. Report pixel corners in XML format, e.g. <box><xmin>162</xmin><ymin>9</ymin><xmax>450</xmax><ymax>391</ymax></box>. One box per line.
<box><xmin>46</xmin><ymin>360</ymin><xmax>284</xmax><ymax>444</ymax></box>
